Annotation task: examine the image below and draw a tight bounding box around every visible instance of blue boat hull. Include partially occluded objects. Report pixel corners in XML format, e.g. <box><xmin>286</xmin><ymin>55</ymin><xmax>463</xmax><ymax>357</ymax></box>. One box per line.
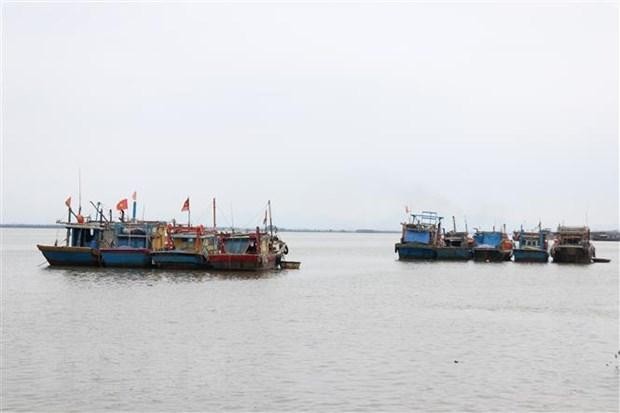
<box><xmin>513</xmin><ymin>249</ymin><xmax>549</xmax><ymax>263</ymax></box>
<box><xmin>100</xmin><ymin>248</ymin><xmax>152</xmax><ymax>268</ymax></box>
<box><xmin>151</xmin><ymin>251</ymin><xmax>210</xmax><ymax>269</ymax></box>
<box><xmin>395</xmin><ymin>243</ymin><xmax>436</xmax><ymax>260</ymax></box>
<box><xmin>37</xmin><ymin>245</ymin><xmax>100</xmax><ymax>266</ymax></box>
<box><xmin>435</xmin><ymin>247</ymin><xmax>472</xmax><ymax>261</ymax></box>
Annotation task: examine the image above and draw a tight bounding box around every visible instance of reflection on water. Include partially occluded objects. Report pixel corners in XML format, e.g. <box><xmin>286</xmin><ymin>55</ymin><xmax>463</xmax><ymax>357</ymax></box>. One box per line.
<box><xmin>44</xmin><ymin>266</ymin><xmax>286</xmax><ymax>284</ymax></box>
<box><xmin>2</xmin><ymin>229</ymin><xmax>619</xmax><ymax>412</ymax></box>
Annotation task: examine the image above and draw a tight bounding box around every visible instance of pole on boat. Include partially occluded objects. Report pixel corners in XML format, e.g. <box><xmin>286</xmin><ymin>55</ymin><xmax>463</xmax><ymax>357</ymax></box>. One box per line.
<box><xmin>464</xmin><ymin>216</ymin><xmax>469</xmax><ymax>234</ymax></box>
<box><xmin>132</xmin><ymin>191</ymin><xmax>137</xmax><ymax>222</ymax></box>
<box><xmin>268</xmin><ymin>200</ymin><xmax>273</xmax><ymax>237</ymax></box>
<box><xmin>89</xmin><ymin>201</ymin><xmax>109</xmax><ymax>223</ymax></box>
<box><xmin>66</xmin><ymin>199</ymin><xmax>71</xmax><ymax>247</ymax></box>
<box><xmin>212</xmin><ymin>197</ymin><xmax>216</xmax><ymax>230</ymax></box>
<box><xmin>452</xmin><ymin>216</ymin><xmax>456</xmax><ymax>232</ymax></box>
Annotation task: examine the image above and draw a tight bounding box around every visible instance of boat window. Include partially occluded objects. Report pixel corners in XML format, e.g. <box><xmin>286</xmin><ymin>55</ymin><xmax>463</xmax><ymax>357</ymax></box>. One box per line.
<box><xmin>224</xmin><ymin>238</ymin><xmax>250</xmax><ymax>254</ymax></box>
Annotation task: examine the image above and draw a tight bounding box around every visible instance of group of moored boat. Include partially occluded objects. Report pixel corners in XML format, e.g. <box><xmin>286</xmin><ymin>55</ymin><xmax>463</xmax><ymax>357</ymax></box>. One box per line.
<box><xmin>395</xmin><ymin>211</ymin><xmax>602</xmax><ymax>264</ymax></box>
<box><xmin>37</xmin><ymin>198</ymin><xmax>299</xmax><ymax>271</ymax></box>
<box><xmin>36</xmin><ymin>200</ymin><xmax>609</xmax><ymax>269</ymax></box>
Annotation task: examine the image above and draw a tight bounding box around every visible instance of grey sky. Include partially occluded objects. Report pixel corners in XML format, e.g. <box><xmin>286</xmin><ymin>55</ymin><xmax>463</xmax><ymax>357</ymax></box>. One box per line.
<box><xmin>2</xmin><ymin>2</ymin><xmax>618</xmax><ymax>231</ymax></box>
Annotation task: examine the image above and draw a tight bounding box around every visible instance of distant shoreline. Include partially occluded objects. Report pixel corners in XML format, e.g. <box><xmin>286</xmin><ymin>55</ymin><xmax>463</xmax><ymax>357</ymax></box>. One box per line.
<box><xmin>1</xmin><ymin>224</ymin><xmax>618</xmax><ymax>240</ymax></box>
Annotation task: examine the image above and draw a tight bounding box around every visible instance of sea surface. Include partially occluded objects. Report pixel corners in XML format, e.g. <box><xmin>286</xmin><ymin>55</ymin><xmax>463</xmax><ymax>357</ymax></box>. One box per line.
<box><xmin>1</xmin><ymin>228</ymin><xmax>618</xmax><ymax>412</ymax></box>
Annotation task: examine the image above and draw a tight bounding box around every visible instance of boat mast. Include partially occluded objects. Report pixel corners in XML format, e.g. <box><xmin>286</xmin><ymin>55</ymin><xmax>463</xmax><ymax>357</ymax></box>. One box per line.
<box><xmin>213</xmin><ymin>197</ymin><xmax>216</xmax><ymax>230</ymax></box>
<box><xmin>452</xmin><ymin>216</ymin><xmax>456</xmax><ymax>232</ymax></box>
<box><xmin>78</xmin><ymin>168</ymin><xmax>82</xmax><ymax>216</ymax></box>
<box><xmin>268</xmin><ymin>200</ymin><xmax>273</xmax><ymax>236</ymax></box>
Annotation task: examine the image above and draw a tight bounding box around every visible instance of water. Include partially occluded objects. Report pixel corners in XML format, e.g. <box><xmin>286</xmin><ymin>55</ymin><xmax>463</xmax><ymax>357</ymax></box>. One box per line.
<box><xmin>1</xmin><ymin>228</ymin><xmax>618</xmax><ymax>412</ymax></box>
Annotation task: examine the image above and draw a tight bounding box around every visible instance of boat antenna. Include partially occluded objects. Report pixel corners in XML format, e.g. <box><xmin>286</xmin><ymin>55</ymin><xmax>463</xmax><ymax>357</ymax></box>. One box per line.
<box><xmin>213</xmin><ymin>197</ymin><xmax>217</xmax><ymax>230</ymax></box>
<box><xmin>230</xmin><ymin>203</ymin><xmax>234</xmax><ymax>233</ymax></box>
<box><xmin>464</xmin><ymin>216</ymin><xmax>468</xmax><ymax>234</ymax></box>
<box><xmin>452</xmin><ymin>215</ymin><xmax>456</xmax><ymax>232</ymax></box>
<box><xmin>268</xmin><ymin>200</ymin><xmax>273</xmax><ymax>237</ymax></box>
<box><xmin>78</xmin><ymin>168</ymin><xmax>82</xmax><ymax>214</ymax></box>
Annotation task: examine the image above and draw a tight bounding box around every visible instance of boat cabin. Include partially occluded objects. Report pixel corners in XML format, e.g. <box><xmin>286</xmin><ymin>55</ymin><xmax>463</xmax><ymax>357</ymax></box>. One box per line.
<box><xmin>473</xmin><ymin>231</ymin><xmax>503</xmax><ymax>248</ymax></box>
<box><xmin>555</xmin><ymin>226</ymin><xmax>590</xmax><ymax>245</ymax></box>
<box><xmin>61</xmin><ymin>222</ymin><xmax>112</xmax><ymax>249</ymax></box>
<box><xmin>401</xmin><ymin>211</ymin><xmax>442</xmax><ymax>245</ymax></box>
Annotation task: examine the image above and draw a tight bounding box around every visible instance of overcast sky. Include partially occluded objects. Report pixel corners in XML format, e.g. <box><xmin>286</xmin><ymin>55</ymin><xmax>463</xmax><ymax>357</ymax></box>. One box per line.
<box><xmin>2</xmin><ymin>2</ymin><xmax>618</xmax><ymax>231</ymax></box>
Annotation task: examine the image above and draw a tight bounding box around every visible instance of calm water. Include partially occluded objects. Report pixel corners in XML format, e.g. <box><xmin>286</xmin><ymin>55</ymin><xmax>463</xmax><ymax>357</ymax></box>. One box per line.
<box><xmin>1</xmin><ymin>228</ymin><xmax>618</xmax><ymax>412</ymax></box>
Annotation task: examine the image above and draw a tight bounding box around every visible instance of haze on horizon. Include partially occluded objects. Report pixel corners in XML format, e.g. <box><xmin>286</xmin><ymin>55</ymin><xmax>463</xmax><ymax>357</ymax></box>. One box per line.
<box><xmin>1</xmin><ymin>2</ymin><xmax>618</xmax><ymax>232</ymax></box>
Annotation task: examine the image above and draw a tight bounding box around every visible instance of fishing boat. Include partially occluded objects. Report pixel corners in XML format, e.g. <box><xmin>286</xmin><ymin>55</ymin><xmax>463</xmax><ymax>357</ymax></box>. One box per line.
<box><xmin>513</xmin><ymin>225</ymin><xmax>550</xmax><ymax>263</ymax></box>
<box><xmin>472</xmin><ymin>227</ymin><xmax>513</xmax><ymax>262</ymax></box>
<box><xmin>550</xmin><ymin>226</ymin><xmax>595</xmax><ymax>264</ymax></box>
<box><xmin>395</xmin><ymin>211</ymin><xmax>441</xmax><ymax>260</ymax></box>
<box><xmin>206</xmin><ymin>201</ymin><xmax>291</xmax><ymax>271</ymax></box>
<box><xmin>37</xmin><ymin>199</ymin><xmax>113</xmax><ymax>266</ymax></box>
<box><xmin>100</xmin><ymin>221</ymin><xmax>167</xmax><ymax>268</ymax></box>
<box><xmin>151</xmin><ymin>225</ymin><xmax>214</xmax><ymax>269</ymax></box>
<box><xmin>435</xmin><ymin>216</ymin><xmax>472</xmax><ymax>260</ymax></box>
<box><xmin>207</xmin><ymin>228</ymin><xmax>288</xmax><ymax>271</ymax></box>
<box><xmin>38</xmin><ymin>222</ymin><xmax>113</xmax><ymax>266</ymax></box>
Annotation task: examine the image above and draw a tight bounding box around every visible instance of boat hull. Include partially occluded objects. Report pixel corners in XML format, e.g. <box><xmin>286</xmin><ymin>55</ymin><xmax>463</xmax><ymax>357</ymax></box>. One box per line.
<box><xmin>473</xmin><ymin>247</ymin><xmax>512</xmax><ymax>262</ymax></box>
<box><xmin>37</xmin><ymin>245</ymin><xmax>100</xmax><ymax>266</ymax></box>
<box><xmin>151</xmin><ymin>251</ymin><xmax>210</xmax><ymax>269</ymax></box>
<box><xmin>100</xmin><ymin>248</ymin><xmax>152</xmax><ymax>268</ymax></box>
<box><xmin>513</xmin><ymin>249</ymin><xmax>549</xmax><ymax>263</ymax></box>
<box><xmin>208</xmin><ymin>254</ymin><xmax>278</xmax><ymax>271</ymax></box>
<box><xmin>551</xmin><ymin>246</ymin><xmax>594</xmax><ymax>264</ymax></box>
<box><xmin>395</xmin><ymin>243</ymin><xmax>436</xmax><ymax>260</ymax></box>
<box><xmin>435</xmin><ymin>247</ymin><xmax>472</xmax><ymax>261</ymax></box>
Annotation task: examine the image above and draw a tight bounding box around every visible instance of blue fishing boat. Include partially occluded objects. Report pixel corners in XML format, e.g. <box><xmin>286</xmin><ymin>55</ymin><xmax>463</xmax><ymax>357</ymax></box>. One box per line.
<box><xmin>100</xmin><ymin>221</ymin><xmax>167</xmax><ymax>268</ymax></box>
<box><xmin>513</xmin><ymin>225</ymin><xmax>550</xmax><ymax>263</ymax></box>
<box><xmin>38</xmin><ymin>197</ymin><xmax>113</xmax><ymax>266</ymax></box>
<box><xmin>472</xmin><ymin>228</ymin><xmax>513</xmax><ymax>262</ymax></box>
<box><xmin>151</xmin><ymin>225</ymin><xmax>213</xmax><ymax>269</ymax></box>
<box><xmin>395</xmin><ymin>211</ymin><xmax>441</xmax><ymax>260</ymax></box>
<box><xmin>38</xmin><ymin>222</ymin><xmax>112</xmax><ymax>266</ymax></box>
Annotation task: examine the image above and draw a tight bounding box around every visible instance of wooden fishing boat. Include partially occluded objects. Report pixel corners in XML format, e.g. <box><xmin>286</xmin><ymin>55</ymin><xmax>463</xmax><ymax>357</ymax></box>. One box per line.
<box><xmin>472</xmin><ymin>228</ymin><xmax>513</xmax><ymax>262</ymax></box>
<box><xmin>38</xmin><ymin>201</ymin><xmax>113</xmax><ymax>266</ymax></box>
<box><xmin>435</xmin><ymin>217</ymin><xmax>472</xmax><ymax>260</ymax></box>
<box><xmin>151</xmin><ymin>225</ymin><xmax>214</xmax><ymax>269</ymax></box>
<box><xmin>100</xmin><ymin>221</ymin><xmax>167</xmax><ymax>268</ymax></box>
<box><xmin>513</xmin><ymin>225</ymin><xmax>550</xmax><ymax>263</ymax></box>
<box><xmin>207</xmin><ymin>228</ymin><xmax>289</xmax><ymax>271</ymax></box>
<box><xmin>550</xmin><ymin>226</ymin><xmax>595</xmax><ymax>264</ymax></box>
<box><xmin>395</xmin><ymin>211</ymin><xmax>441</xmax><ymax>260</ymax></box>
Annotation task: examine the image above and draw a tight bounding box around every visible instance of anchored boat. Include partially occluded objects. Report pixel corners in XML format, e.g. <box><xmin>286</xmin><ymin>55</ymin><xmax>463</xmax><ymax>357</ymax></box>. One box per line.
<box><xmin>513</xmin><ymin>225</ymin><xmax>550</xmax><ymax>263</ymax></box>
<box><xmin>37</xmin><ymin>199</ymin><xmax>113</xmax><ymax>266</ymax></box>
<box><xmin>550</xmin><ymin>226</ymin><xmax>595</xmax><ymax>264</ymax></box>
<box><xmin>151</xmin><ymin>225</ymin><xmax>215</xmax><ymax>269</ymax></box>
<box><xmin>395</xmin><ymin>211</ymin><xmax>441</xmax><ymax>260</ymax></box>
<box><xmin>436</xmin><ymin>216</ymin><xmax>473</xmax><ymax>260</ymax></box>
<box><xmin>100</xmin><ymin>221</ymin><xmax>167</xmax><ymax>268</ymax></box>
<box><xmin>208</xmin><ymin>228</ymin><xmax>288</xmax><ymax>271</ymax></box>
<box><xmin>472</xmin><ymin>228</ymin><xmax>513</xmax><ymax>262</ymax></box>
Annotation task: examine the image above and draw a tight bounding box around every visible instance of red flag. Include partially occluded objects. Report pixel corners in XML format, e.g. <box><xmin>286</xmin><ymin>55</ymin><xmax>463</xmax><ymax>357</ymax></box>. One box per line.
<box><xmin>263</xmin><ymin>210</ymin><xmax>268</xmax><ymax>225</ymax></box>
<box><xmin>132</xmin><ymin>191</ymin><xmax>137</xmax><ymax>201</ymax></box>
<box><xmin>65</xmin><ymin>196</ymin><xmax>72</xmax><ymax>208</ymax></box>
<box><xmin>116</xmin><ymin>198</ymin><xmax>128</xmax><ymax>211</ymax></box>
<box><xmin>181</xmin><ymin>197</ymin><xmax>190</xmax><ymax>212</ymax></box>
